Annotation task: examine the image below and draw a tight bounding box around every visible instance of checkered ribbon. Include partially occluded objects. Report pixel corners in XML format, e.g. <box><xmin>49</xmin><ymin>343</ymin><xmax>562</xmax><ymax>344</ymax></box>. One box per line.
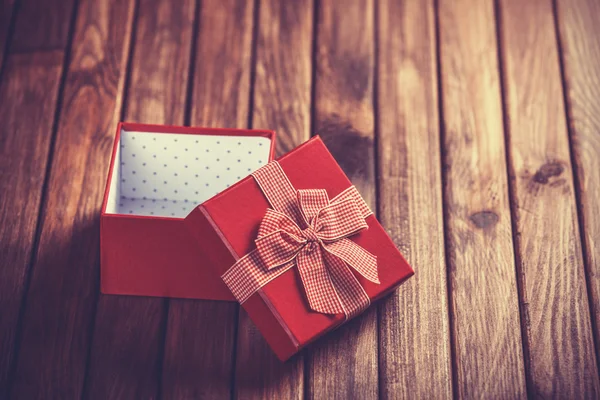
<box><xmin>221</xmin><ymin>161</ymin><xmax>379</xmax><ymax>318</ymax></box>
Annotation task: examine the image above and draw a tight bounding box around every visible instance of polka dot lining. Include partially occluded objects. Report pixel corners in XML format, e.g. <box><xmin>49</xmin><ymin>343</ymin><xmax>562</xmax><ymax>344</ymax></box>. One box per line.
<box><xmin>106</xmin><ymin>129</ymin><xmax>271</xmax><ymax>218</ymax></box>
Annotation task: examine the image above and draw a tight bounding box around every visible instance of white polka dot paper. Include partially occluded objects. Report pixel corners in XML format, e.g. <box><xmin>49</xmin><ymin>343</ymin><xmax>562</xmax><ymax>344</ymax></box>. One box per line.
<box><xmin>105</xmin><ymin>129</ymin><xmax>272</xmax><ymax>218</ymax></box>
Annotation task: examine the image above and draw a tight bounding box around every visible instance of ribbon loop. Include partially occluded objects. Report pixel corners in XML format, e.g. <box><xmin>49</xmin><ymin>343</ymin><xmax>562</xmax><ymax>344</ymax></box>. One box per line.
<box><xmin>257</xmin><ymin>209</ymin><xmax>303</xmax><ymax>238</ymax></box>
<box><xmin>221</xmin><ymin>161</ymin><xmax>378</xmax><ymax>318</ymax></box>
<box><xmin>314</xmin><ymin>198</ymin><xmax>368</xmax><ymax>241</ymax></box>
<box><xmin>297</xmin><ymin>189</ymin><xmax>329</xmax><ymax>225</ymax></box>
<box><xmin>255</xmin><ymin>210</ymin><xmax>305</xmax><ymax>269</ymax></box>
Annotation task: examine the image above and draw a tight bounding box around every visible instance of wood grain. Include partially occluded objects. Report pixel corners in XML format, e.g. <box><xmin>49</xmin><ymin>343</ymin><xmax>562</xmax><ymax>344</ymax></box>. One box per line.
<box><xmin>124</xmin><ymin>0</ymin><xmax>195</xmax><ymax>125</ymax></box>
<box><xmin>498</xmin><ymin>0</ymin><xmax>600</xmax><ymax>396</ymax></box>
<box><xmin>438</xmin><ymin>0</ymin><xmax>527</xmax><ymax>397</ymax></box>
<box><xmin>2</xmin><ymin>0</ymin><xmax>598</xmax><ymax>396</ymax></box>
<box><xmin>234</xmin><ymin>0</ymin><xmax>313</xmax><ymax>398</ymax></box>
<box><xmin>83</xmin><ymin>0</ymin><xmax>194</xmax><ymax>398</ymax></box>
<box><xmin>161</xmin><ymin>0</ymin><xmax>254</xmax><ymax>398</ymax></box>
<box><xmin>10</xmin><ymin>0</ymin><xmax>75</xmax><ymax>53</ymax></box>
<box><xmin>0</xmin><ymin>0</ymin><xmax>15</xmax><ymax>68</ymax></box>
<box><xmin>556</xmin><ymin>0</ymin><xmax>600</xmax><ymax>373</ymax></box>
<box><xmin>376</xmin><ymin>0</ymin><xmax>453</xmax><ymax>398</ymax></box>
<box><xmin>9</xmin><ymin>0</ymin><xmax>135</xmax><ymax>398</ymax></box>
<box><xmin>251</xmin><ymin>0</ymin><xmax>313</xmax><ymax>155</ymax></box>
<box><xmin>0</xmin><ymin>50</ymin><xmax>64</xmax><ymax>399</ymax></box>
<box><xmin>190</xmin><ymin>0</ymin><xmax>255</xmax><ymax>129</ymax></box>
<box><xmin>308</xmin><ymin>0</ymin><xmax>377</xmax><ymax>398</ymax></box>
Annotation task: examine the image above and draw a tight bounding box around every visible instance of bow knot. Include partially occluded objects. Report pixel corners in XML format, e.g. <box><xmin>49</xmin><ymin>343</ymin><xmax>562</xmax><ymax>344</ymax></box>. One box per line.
<box><xmin>301</xmin><ymin>226</ymin><xmax>319</xmax><ymax>243</ymax></box>
<box><xmin>254</xmin><ymin>188</ymin><xmax>379</xmax><ymax>317</ymax></box>
<box><xmin>221</xmin><ymin>161</ymin><xmax>380</xmax><ymax>320</ymax></box>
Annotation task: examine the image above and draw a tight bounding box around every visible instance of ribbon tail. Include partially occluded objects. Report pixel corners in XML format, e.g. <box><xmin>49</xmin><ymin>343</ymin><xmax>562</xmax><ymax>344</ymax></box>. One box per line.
<box><xmin>323</xmin><ymin>250</ymin><xmax>370</xmax><ymax>319</ymax></box>
<box><xmin>296</xmin><ymin>245</ymin><xmax>344</xmax><ymax>315</ymax></box>
<box><xmin>222</xmin><ymin>249</ymin><xmax>295</xmax><ymax>303</ymax></box>
<box><xmin>323</xmin><ymin>238</ymin><xmax>379</xmax><ymax>284</ymax></box>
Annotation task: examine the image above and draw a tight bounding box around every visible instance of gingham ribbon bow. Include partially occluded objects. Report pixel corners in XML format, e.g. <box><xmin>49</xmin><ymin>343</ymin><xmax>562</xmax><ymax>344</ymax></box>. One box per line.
<box><xmin>222</xmin><ymin>161</ymin><xmax>379</xmax><ymax>318</ymax></box>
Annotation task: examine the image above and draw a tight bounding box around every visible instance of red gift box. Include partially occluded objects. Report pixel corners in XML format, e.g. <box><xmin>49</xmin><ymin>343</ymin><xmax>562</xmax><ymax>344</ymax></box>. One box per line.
<box><xmin>100</xmin><ymin>122</ymin><xmax>275</xmax><ymax>300</ymax></box>
<box><xmin>184</xmin><ymin>136</ymin><xmax>414</xmax><ymax>360</ymax></box>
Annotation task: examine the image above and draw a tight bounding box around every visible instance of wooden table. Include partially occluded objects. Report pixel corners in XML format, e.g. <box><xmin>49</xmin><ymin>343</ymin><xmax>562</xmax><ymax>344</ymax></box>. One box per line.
<box><xmin>1</xmin><ymin>0</ymin><xmax>599</xmax><ymax>398</ymax></box>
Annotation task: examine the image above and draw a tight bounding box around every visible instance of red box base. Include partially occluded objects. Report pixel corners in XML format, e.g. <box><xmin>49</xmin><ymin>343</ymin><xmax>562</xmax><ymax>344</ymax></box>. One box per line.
<box><xmin>100</xmin><ymin>122</ymin><xmax>275</xmax><ymax>300</ymax></box>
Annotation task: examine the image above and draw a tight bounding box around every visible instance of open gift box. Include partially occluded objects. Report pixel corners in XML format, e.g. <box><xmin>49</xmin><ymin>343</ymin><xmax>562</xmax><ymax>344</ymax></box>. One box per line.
<box><xmin>100</xmin><ymin>122</ymin><xmax>275</xmax><ymax>300</ymax></box>
<box><xmin>184</xmin><ymin>136</ymin><xmax>414</xmax><ymax>360</ymax></box>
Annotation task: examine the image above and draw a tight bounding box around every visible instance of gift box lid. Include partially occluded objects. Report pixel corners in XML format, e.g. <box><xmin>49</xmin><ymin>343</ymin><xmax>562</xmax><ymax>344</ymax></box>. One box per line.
<box><xmin>184</xmin><ymin>136</ymin><xmax>414</xmax><ymax>360</ymax></box>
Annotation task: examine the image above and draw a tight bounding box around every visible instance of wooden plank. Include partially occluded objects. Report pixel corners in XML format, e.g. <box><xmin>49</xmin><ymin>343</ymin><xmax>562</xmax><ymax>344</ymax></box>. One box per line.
<box><xmin>308</xmin><ymin>0</ymin><xmax>377</xmax><ymax>398</ymax></box>
<box><xmin>376</xmin><ymin>0</ymin><xmax>453</xmax><ymax>398</ymax></box>
<box><xmin>9</xmin><ymin>0</ymin><xmax>135</xmax><ymax>398</ymax></box>
<box><xmin>10</xmin><ymin>0</ymin><xmax>75</xmax><ymax>53</ymax></box>
<box><xmin>233</xmin><ymin>0</ymin><xmax>312</xmax><ymax>398</ymax></box>
<box><xmin>83</xmin><ymin>1</ymin><xmax>195</xmax><ymax>397</ymax></box>
<box><xmin>437</xmin><ymin>0</ymin><xmax>527</xmax><ymax>397</ymax></box>
<box><xmin>162</xmin><ymin>302</ymin><xmax>239</xmax><ymax>399</ymax></box>
<box><xmin>160</xmin><ymin>0</ymin><xmax>254</xmax><ymax>398</ymax></box>
<box><xmin>251</xmin><ymin>0</ymin><xmax>313</xmax><ymax>155</ymax></box>
<box><xmin>0</xmin><ymin>0</ymin><xmax>16</xmax><ymax>68</ymax></box>
<box><xmin>122</xmin><ymin>0</ymin><xmax>194</xmax><ymax>124</ymax></box>
<box><xmin>189</xmin><ymin>0</ymin><xmax>255</xmax><ymax>129</ymax></box>
<box><xmin>0</xmin><ymin>50</ymin><xmax>64</xmax><ymax>399</ymax></box>
<box><xmin>556</xmin><ymin>0</ymin><xmax>600</xmax><ymax>373</ymax></box>
<box><xmin>498</xmin><ymin>0</ymin><xmax>600</xmax><ymax>396</ymax></box>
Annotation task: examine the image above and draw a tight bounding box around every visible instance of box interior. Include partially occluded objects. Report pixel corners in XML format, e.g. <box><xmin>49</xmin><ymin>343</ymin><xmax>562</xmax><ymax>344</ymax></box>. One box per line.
<box><xmin>105</xmin><ymin>129</ymin><xmax>272</xmax><ymax>218</ymax></box>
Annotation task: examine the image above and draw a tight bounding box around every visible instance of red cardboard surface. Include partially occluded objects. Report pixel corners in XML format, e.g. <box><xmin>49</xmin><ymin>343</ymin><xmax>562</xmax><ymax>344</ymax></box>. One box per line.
<box><xmin>185</xmin><ymin>136</ymin><xmax>414</xmax><ymax>360</ymax></box>
<box><xmin>100</xmin><ymin>122</ymin><xmax>275</xmax><ymax>301</ymax></box>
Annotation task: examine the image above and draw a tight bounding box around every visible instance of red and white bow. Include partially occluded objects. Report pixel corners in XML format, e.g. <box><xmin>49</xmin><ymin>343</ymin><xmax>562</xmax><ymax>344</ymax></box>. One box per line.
<box><xmin>222</xmin><ymin>161</ymin><xmax>379</xmax><ymax>318</ymax></box>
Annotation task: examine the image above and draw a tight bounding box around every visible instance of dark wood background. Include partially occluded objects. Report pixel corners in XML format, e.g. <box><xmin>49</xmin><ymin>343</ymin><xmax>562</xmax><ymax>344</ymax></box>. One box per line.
<box><xmin>1</xmin><ymin>0</ymin><xmax>599</xmax><ymax>398</ymax></box>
